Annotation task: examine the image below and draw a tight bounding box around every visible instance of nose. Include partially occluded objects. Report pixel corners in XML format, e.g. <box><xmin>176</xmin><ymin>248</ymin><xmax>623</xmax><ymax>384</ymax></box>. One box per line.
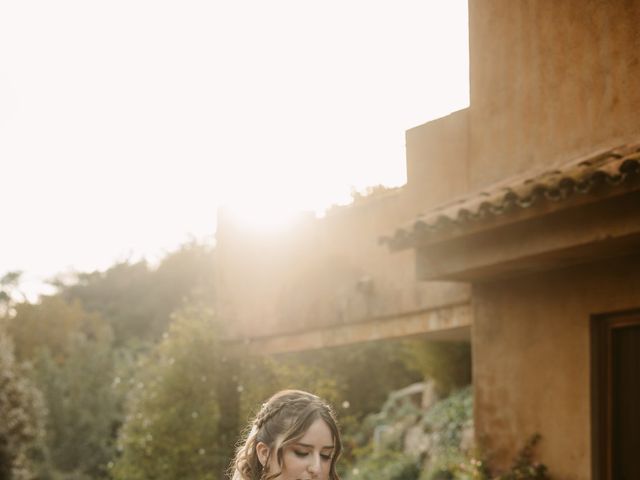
<box><xmin>307</xmin><ymin>453</ymin><xmax>321</xmax><ymax>476</ymax></box>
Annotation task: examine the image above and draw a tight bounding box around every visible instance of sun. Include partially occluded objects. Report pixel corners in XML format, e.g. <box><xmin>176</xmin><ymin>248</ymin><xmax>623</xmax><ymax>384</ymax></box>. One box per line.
<box><xmin>221</xmin><ymin>200</ymin><xmax>307</xmax><ymax>232</ymax></box>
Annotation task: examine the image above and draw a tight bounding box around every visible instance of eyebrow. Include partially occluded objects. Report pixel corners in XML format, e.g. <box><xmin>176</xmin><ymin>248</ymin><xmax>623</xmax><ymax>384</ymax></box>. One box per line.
<box><xmin>295</xmin><ymin>442</ymin><xmax>334</xmax><ymax>450</ymax></box>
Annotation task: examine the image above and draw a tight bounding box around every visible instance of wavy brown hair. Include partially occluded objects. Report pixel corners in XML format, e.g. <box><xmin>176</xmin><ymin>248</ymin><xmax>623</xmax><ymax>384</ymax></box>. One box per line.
<box><xmin>230</xmin><ymin>390</ymin><xmax>342</xmax><ymax>480</ymax></box>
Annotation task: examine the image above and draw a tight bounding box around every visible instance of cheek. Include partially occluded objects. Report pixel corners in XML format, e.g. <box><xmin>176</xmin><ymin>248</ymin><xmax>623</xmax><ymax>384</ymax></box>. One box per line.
<box><xmin>281</xmin><ymin>451</ymin><xmax>305</xmax><ymax>472</ymax></box>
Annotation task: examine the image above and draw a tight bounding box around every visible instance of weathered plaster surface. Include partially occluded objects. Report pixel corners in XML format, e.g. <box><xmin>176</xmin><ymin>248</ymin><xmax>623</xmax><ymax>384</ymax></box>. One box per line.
<box><xmin>216</xmin><ymin>195</ymin><xmax>470</xmax><ymax>345</ymax></box>
<box><xmin>473</xmin><ymin>255</ymin><xmax>640</xmax><ymax>479</ymax></box>
<box><xmin>235</xmin><ymin>303</ymin><xmax>471</xmax><ymax>356</ymax></box>
<box><xmin>468</xmin><ymin>0</ymin><xmax>640</xmax><ymax>190</ymax></box>
<box><xmin>405</xmin><ymin>109</ymin><xmax>469</xmax><ymax>210</ymax></box>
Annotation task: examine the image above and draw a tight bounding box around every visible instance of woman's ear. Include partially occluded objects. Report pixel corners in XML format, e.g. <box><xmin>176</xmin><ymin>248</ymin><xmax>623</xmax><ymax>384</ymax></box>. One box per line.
<box><xmin>255</xmin><ymin>442</ymin><xmax>270</xmax><ymax>467</ymax></box>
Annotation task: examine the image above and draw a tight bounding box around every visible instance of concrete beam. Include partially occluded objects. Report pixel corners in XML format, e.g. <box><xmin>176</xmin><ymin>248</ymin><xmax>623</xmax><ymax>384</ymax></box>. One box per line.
<box><xmin>228</xmin><ymin>303</ymin><xmax>472</xmax><ymax>355</ymax></box>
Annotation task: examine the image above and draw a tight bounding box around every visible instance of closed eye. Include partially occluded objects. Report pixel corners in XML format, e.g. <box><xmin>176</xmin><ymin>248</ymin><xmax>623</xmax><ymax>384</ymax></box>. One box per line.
<box><xmin>293</xmin><ymin>450</ymin><xmax>333</xmax><ymax>461</ymax></box>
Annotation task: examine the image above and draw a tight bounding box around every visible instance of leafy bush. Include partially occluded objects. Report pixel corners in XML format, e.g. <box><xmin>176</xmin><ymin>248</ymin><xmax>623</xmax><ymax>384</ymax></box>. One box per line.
<box><xmin>7</xmin><ymin>296</ymin><xmax>121</xmax><ymax>478</ymax></box>
<box><xmin>424</xmin><ymin>435</ymin><xmax>549</xmax><ymax>480</ymax></box>
<box><xmin>343</xmin><ymin>449</ymin><xmax>421</xmax><ymax>480</ymax></box>
<box><xmin>400</xmin><ymin>341</ymin><xmax>471</xmax><ymax>395</ymax></box>
<box><xmin>340</xmin><ymin>381</ymin><xmax>548</xmax><ymax>480</ymax></box>
<box><xmin>0</xmin><ymin>328</ymin><xmax>45</xmax><ymax>480</ymax></box>
<box><xmin>112</xmin><ymin>305</ymin><xmax>230</xmax><ymax>480</ymax></box>
<box><xmin>422</xmin><ymin>386</ymin><xmax>472</xmax><ymax>454</ymax></box>
<box><xmin>494</xmin><ymin>434</ymin><xmax>549</xmax><ymax>480</ymax></box>
<box><xmin>33</xmin><ymin>331</ymin><xmax>119</xmax><ymax>478</ymax></box>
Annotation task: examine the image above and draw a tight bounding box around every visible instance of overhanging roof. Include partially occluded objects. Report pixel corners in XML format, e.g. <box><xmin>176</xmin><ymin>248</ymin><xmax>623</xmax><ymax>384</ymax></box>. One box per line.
<box><xmin>382</xmin><ymin>142</ymin><xmax>640</xmax><ymax>251</ymax></box>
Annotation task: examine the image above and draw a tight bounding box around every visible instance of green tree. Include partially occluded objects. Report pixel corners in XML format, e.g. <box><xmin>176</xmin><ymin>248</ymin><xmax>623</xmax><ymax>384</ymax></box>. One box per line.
<box><xmin>400</xmin><ymin>340</ymin><xmax>471</xmax><ymax>395</ymax></box>
<box><xmin>112</xmin><ymin>304</ymin><xmax>231</xmax><ymax>480</ymax></box>
<box><xmin>266</xmin><ymin>340</ymin><xmax>423</xmax><ymax>421</ymax></box>
<box><xmin>54</xmin><ymin>241</ymin><xmax>216</xmax><ymax>345</ymax></box>
<box><xmin>7</xmin><ymin>296</ymin><xmax>120</xmax><ymax>479</ymax></box>
<box><xmin>32</xmin><ymin>330</ymin><xmax>120</xmax><ymax>479</ymax></box>
<box><xmin>0</xmin><ymin>271</ymin><xmax>25</xmax><ymax>317</ymax></box>
<box><xmin>8</xmin><ymin>297</ymin><xmax>104</xmax><ymax>363</ymax></box>
<box><xmin>234</xmin><ymin>352</ymin><xmax>342</xmax><ymax>427</ymax></box>
<box><xmin>0</xmin><ymin>327</ymin><xmax>45</xmax><ymax>480</ymax></box>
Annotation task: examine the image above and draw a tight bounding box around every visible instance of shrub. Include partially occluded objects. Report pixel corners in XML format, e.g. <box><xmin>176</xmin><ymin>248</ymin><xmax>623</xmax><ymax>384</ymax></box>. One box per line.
<box><xmin>111</xmin><ymin>305</ymin><xmax>230</xmax><ymax>480</ymax></box>
<box><xmin>421</xmin><ymin>386</ymin><xmax>473</xmax><ymax>455</ymax></box>
<box><xmin>400</xmin><ymin>341</ymin><xmax>471</xmax><ymax>395</ymax></box>
<box><xmin>343</xmin><ymin>449</ymin><xmax>421</xmax><ymax>480</ymax></box>
<box><xmin>0</xmin><ymin>328</ymin><xmax>45</xmax><ymax>480</ymax></box>
<box><xmin>425</xmin><ymin>435</ymin><xmax>549</xmax><ymax>480</ymax></box>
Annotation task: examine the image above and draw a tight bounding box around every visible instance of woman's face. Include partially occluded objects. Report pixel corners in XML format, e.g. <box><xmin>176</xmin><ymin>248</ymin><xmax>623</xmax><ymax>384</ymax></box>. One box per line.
<box><xmin>264</xmin><ymin>418</ymin><xmax>335</xmax><ymax>480</ymax></box>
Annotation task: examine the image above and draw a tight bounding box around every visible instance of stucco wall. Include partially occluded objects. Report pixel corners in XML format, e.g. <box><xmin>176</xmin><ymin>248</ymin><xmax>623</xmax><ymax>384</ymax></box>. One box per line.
<box><xmin>405</xmin><ymin>108</ymin><xmax>469</xmax><ymax>210</ymax></box>
<box><xmin>216</xmin><ymin>193</ymin><xmax>470</xmax><ymax>341</ymax></box>
<box><xmin>468</xmin><ymin>0</ymin><xmax>640</xmax><ymax>189</ymax></box>
<box><xmin>473</xmin><ymin>254</ymin><xmax>640</xmax><ymax>479</ymax></box>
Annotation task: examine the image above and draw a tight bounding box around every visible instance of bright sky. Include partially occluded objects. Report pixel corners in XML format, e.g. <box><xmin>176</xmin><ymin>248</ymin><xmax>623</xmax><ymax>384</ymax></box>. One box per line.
<box><xmin>0</xmin><ymin>1</ymin><xmax>468</xmax><ymax>298</ymax></box>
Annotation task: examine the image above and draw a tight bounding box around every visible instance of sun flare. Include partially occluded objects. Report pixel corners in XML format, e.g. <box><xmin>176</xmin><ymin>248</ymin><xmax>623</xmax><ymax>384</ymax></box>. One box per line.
<box><xmin>221</xmin><ymin>201</ymin><xmax>309</xmax><ymax>232</ymax></box>
<box><xmin>1</xmin><ymin>0</ymin><xmax>469</xmax><ymax>294</ymax></box>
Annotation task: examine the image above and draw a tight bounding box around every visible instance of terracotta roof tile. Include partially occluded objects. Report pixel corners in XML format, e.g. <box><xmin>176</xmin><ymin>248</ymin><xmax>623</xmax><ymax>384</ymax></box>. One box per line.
<box><xmin>382</xmin><ymin>142</ymin><xmax>640</xmax><ymax>250</ymax></box>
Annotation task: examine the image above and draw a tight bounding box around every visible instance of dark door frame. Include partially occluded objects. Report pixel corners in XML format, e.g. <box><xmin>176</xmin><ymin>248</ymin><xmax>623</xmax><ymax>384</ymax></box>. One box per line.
<box><xmin>591</xmin><ymin>309</ymin><xmax>640</xmax><ymax>480</ymax></box>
